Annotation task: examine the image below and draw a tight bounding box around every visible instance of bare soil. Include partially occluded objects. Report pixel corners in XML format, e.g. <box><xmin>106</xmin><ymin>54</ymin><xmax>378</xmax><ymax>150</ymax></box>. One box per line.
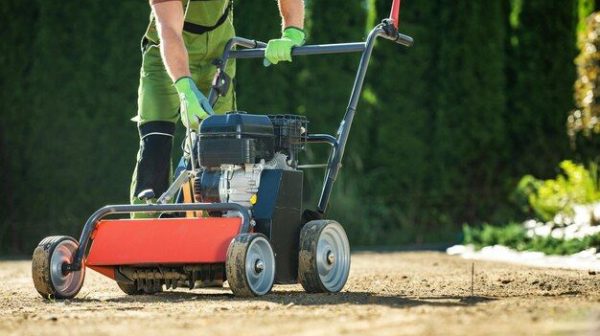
<box><xmin>1</xmin><ymin>251</ymin><xmax>600</xmax><ymax>335</ymax></box>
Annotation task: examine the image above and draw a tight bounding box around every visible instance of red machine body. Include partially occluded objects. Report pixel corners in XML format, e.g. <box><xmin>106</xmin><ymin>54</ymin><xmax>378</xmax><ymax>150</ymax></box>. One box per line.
<box><xmin>85</xmin><ymin>217</ymin><xmax>241</xmax><ymax>279</ymax></box>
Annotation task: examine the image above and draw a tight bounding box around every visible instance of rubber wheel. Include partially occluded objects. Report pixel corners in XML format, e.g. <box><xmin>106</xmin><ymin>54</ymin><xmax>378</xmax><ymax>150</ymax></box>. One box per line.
<box><xmin>298</xmin><ymin>220</ymin><xmax>351</xmax><ymax>293</ymax></box>
<box><xmin>117</xmin><ymin>282</ymin><xmax>163</xmax><ymax>295</ymax></box>
<box><xmin>226</xmin><ymin>233</ymin><xmax>275</xmax><ymax>297</ymax></box>
<box><xmin>32</xmin><ymin>236</ymin><xmax>85</xmax><ymax>299</ymax></box>
<box><xmin>117</xmin><ymin>282</ymin><xmax>144</xmax><ymax>295</ymax></box>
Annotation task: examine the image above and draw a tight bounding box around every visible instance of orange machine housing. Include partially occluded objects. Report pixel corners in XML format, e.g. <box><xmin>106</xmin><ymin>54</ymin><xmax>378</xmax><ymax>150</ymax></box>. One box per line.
<box><xmin>85</xmin><ymin>217</ymin><xmax>242</xmax><ymax>279</ymax></box>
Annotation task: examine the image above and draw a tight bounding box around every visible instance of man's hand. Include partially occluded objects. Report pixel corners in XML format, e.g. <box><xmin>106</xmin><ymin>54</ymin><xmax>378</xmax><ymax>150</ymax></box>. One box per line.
<box><xmin>265</xmin><ymin>0</ymin><xmax>305</xmax><ymax>66</ymax></box>
<box><xmin>174</xmin><ymin>77</ymin><xmax>213</xmax><ymax>130</ymax></box>
<box><xmin>264</xmin><ymin>27</ymin><xmax>305</xmax><ymax>66</ymax></box>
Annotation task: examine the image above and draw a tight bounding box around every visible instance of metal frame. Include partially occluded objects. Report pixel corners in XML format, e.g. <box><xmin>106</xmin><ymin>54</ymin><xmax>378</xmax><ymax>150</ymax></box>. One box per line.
<box><xmin>208</xmin><ymin>19</ymin><xmax>413</xmax><ymax>214</ymax></box>
<box><xmin>65</xmin><ymin>202</ymin><xmax>250</xmax><ymax>272</ymax></box>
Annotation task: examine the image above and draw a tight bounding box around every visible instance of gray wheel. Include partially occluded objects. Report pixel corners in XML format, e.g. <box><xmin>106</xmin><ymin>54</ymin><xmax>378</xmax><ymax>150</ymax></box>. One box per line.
<box><xmin>32</xmin><ymin>236</ymin><xmax>85</xmax><ymax>299</ymax></box>
<box><xmin>299</xmin><ymin>220</ymin><xmax>350</xmax><ymax>293</ymax></box>
<box><xmin>226</xmin><ymin>233</ymin><xmax>275</xmax><ymax>297</ymax></box>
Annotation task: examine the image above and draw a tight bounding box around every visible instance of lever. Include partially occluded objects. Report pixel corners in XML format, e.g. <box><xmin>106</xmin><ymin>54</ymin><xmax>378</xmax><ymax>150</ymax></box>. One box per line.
<box><xmin>137</xmin><ymin>189</ymin><xmax>156</xmax><ymax>204</ymax></box>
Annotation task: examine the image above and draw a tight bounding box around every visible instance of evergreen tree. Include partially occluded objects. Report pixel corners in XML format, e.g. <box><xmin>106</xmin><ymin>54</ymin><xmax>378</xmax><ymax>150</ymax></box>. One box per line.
<box><xmin>432</xmin><ymin>0</ymin><xmax>509</xmax><ymax>230</ymax></box>
<box><xmin>0</xmin><ymin>0</ymin><xmax>148</xmax><ymax>253</ymax></box>
<box><xmin>366</xmin><ymin>0</ymin><xmax>510</xmax><ymax>243</ymax></box>
<box><xmin>0</xmin><ymin>0</ymin><xmax>587</xmax><ymax>254</ymax></box>
<box><xmin>369</xmin><ymin>0</ymin><xmax>442</xmax><ymax>244</ymax></box>
<box><xmin>506</xmin><ymin>0</ymin><xmax>578</xmax><ymax>178</ymax></box>
<box><xmin>568</xmin><ymin>5</ymin><xmax>600</xmax><ymax>159</ymax></box>
<box><xmin>578</xmin><ymin>0</ymin><xmax>597</xmax><ymax>43</ymax></box>
<box><xmin>0</xmin><ymin>0</ymin><xmax>39</xmax><ymax>253</ymax></box>
<box><xmin>233</xmin><ymin>2</ymin><xmax>296</xmax><ymax>114</ymax></box>
<box><xmin>298</xmin><ymin>0</ymin><xmax>371</xmax><ymax>242</ymax></box>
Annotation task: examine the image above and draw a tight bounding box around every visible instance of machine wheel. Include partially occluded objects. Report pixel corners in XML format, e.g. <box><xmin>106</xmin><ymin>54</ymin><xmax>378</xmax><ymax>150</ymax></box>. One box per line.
<box><xmin>32</xmin><ymin>236</ymin><xmax>85</xmax><ymax>299</ymax></box>
<box><xmin>298</xmin><ymin>220</ymin><xmax>350</xmax><ymax>293</ymax></box>
<box><xmin>117</xmin><ymin>282</ymin><xmax>163</xmax><ymax>295</ymax></box>
<box><xmin>226</xmin><ymin>233</ymin><xmax>275</xmax><ymax>297</ymax></box>
<box><xmin>117</xmin><ymin>282</ymin><xmax>142</xmax><ymax>295</ymax></box>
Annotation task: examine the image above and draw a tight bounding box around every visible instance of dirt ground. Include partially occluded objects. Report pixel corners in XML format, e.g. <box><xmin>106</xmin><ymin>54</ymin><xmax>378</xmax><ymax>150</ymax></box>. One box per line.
<box><xmin>1</xmin><ymin>251</ymin><xmax>600</xmax><ymax>336</ymax></box>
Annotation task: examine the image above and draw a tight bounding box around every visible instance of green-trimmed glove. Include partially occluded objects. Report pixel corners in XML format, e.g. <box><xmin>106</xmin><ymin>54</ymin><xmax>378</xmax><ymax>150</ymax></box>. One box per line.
<box><xmin>264</xmin><ymin>27</ymin><xmax>306</xmax><ymax>66</ymax></box>
<box><xmin>174</xmin><ymin>76</ymin><xmax>214</xmax><ymax>130</ymax></box>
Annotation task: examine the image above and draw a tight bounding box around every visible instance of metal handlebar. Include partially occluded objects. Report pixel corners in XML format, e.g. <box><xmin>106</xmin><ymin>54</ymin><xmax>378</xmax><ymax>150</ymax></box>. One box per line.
<box><xmin>395</xmin><ymin>32</ymin><xmax>414</xmax><ymax>47</ymax></box>
<box><xmin>208</xmin><ymin>20</ymin><xmax>414</xmax><ymax>215</ymax></box>
<box><xmin>228</xmin><ymin>42</ymin><xmax>367</xmax><ymax>59</ymax></box>
<box><xmin>225</xmin><ymin>33</ymin><xmax>412</xmax><ymax>60</ymax></box>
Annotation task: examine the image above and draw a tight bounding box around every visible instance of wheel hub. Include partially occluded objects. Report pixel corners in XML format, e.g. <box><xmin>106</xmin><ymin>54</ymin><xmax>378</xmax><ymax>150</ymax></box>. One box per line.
<box><xmin>50</xmin><ymin>240</ymin><xmax>85</xmax><ymax>298</ymax></box>
<box><xmin>315</xmin><ymin>223</ymin><xmax>350</xmax><ymax>292</ymax></box>
<box><xmin>326</xmin><ymin>250</ymin><xmax>335</xmax><ymax>265</ymax></box>
<box><xmin>254</xmin><ymin>259</ymin><xmax>265</xmax><ymax>273</ymax></box>
<box><xmin>243</xmin><ymin>236</ymin><xmax>275</xmax><ymax>296</ymax></box>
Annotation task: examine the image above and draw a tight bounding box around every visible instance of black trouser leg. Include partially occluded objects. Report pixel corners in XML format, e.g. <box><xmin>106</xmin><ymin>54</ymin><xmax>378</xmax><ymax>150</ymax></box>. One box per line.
<box><xmin>130</xmin><ymin>121</ymin><xmax>176</xmax><ymax>217</ymax></box>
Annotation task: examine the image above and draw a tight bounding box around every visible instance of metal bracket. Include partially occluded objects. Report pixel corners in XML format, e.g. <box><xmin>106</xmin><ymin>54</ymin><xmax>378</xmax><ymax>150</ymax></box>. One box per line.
<box><xmin>157</xmin><ymin>170</ymin><xmax>194</xmax><ymax>204</ymax></box>
<box><xmin>210</xmin><ymin>59</ymin><xmax>231</xmax><ymax>97</ymax></box>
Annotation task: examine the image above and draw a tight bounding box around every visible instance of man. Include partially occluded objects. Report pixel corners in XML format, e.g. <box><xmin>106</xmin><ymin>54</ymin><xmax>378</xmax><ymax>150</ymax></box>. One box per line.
<box><xmin>130</xmin><ymin>0</ymin><xmax>305</xmax><ymax>214</ymax></box>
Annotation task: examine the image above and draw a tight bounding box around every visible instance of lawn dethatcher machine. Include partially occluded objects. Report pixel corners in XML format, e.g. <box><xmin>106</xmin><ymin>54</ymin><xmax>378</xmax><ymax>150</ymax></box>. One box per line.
<box><xmin>31</xmin><ymin>5</ymin><xmax>413</xmax><ymax>299</ymax></box>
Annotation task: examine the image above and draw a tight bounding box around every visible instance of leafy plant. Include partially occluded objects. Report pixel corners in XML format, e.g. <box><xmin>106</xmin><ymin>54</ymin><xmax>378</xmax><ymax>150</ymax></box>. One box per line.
<box><xmin>515</xmin><ymin>160</ymin><xmax>600</xmax><ymax>221</ymax></box>
<box><xmin>568</xmin><ymin>12</ymin><xmax>600</xmax><ymax>140</ymax></box>
<box><xmin>463</xmin><ymin>223</ymin><xmax>600</xmax><ymax>255</ymax></box>
<box><xmin>511</xmin><ymin>174</ymin><xmax>543</xmax><ymax>214</ymax></box>
<box><xmin>463</xmin><ymin>222</ymin><xmax>528</xmax><ymax>251</ymax></box>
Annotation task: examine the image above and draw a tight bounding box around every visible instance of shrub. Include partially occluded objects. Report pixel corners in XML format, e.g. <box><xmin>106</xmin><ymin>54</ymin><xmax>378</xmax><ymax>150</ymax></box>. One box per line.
<box><xmin>463</xmin><ymin>222</ymin><xmax>600</xmax><ymax>255</ymax></box>
<box><xmin>515</xmin><ymin>160</ymin><xmax>600</xmax><ymax>221</ymax></box>
<box><xmin>463</xmin><ymin>222</ymin><xmax>528</xmax><ymax>251</ymax></box>
<box><xmin>568</xmin><ymin>12</ymin><xmax>600</xmax><ymax>139</ymax></box>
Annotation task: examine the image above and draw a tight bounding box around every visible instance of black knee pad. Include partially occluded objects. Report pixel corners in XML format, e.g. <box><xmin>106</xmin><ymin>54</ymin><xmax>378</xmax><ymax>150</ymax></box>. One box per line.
<box><xmin>134</xmin><ymin>121</ymin><xmax>176</xmax><ymax>197</ymax></box>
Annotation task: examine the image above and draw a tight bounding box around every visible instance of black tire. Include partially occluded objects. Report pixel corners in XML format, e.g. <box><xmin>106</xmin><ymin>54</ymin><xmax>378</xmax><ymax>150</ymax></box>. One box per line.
<box><xmin>298</xmin><ymin>220</ymin><xmax>351</xmax><ymax>293</ymax></box>
<box><xmin>117</xmin><ymin>281</ymin><xmax>163</xmax><ymax>295</ymax></box>
<box><xmin>226</xmin><ymin>233</ymin><xmax>275</xmax><ymax>297</ymax></box>
<box><xmin>117</xmin><ymin>282</ymin><xmax>144</xmax><ymax>295</ymax></box>
<box><xmin>32</xmin><ymin>236</ymin><xmax>85</xmax><ymax>299</ymax></box>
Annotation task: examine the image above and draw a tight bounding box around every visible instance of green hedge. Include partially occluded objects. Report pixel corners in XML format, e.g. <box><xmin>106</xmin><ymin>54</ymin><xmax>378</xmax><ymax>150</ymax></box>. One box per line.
<box><xmin>0</xmin><ymin>0</ymin><xmax>585</xmax><ymax>254</ymax></box>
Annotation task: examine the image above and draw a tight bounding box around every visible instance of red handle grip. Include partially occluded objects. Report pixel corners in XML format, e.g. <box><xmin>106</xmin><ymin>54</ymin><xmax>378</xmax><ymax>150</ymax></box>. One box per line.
<box><xmin>389</xmin><ymin>0</ymin><xmax>401</xmax><ymax>29</ymax></box>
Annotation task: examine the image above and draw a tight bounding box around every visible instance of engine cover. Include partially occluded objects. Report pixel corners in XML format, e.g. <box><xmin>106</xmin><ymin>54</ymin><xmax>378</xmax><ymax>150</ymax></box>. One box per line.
<box><xmin>198</xmin><ymin>112</ymin><xmax>274</xmax><ymax>167</ymax></box>
<box><xmin>197</xmin><ymin>112</ymin><xmax>308</xmax><ymax>168</ymax></box>
<box><xmin>195</xmin><ymin>164</ymin><xmax>263</xmax><ymax>208</ymax></box>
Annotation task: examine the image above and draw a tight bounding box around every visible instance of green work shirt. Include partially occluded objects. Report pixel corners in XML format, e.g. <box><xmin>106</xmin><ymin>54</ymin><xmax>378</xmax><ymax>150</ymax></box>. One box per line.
<box><xmin>144</xmin><ymin>0</ymin><xmax>232</xmax><ymax>53</ymax></box>
<box><xmin>136</xmin><ymin>0</ymin><xmax>236</xmax><ymax>124</ymax></box>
